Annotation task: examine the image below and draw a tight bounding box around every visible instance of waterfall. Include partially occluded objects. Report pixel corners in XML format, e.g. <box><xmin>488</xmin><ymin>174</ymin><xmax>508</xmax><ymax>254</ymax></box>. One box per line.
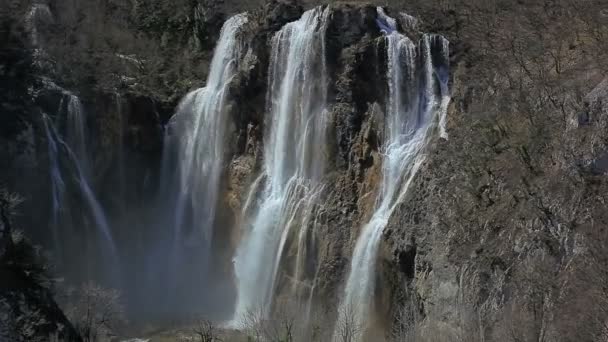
<box><xmin>64</xmin><ymin>95</ymin><xmax>89</xmax><ymax>174</ymax></box>
<box><xmin>232</xmin><ymin>6</ymin><xmax>330</xmax><ymax>322</ymax></box>
<box><xmin>376</xmin><ymin>7</ymin><xmax>397</xmax><ymax>35</ymax></box>
<box><xmin>115</xmin><ymin>93</ymin><xmax>128</xmax><ymax>211</ymax></box>
<box><xmin>162</xmin><ymin>13</ymin><xmax>248</xmax><ymax>273</ymax></box>
<box><xmin>44</xmin><ymin>114</ymin><xmax>66</xmax><ymax>249</ymax></box>
<box><xmin>42</xmin><ymin>114</ymin><xmax>116</xmax><ymax>257</ymax></box>
<box><xmin>25</xmin><ymin>2</ymin><xmax>53</xmax><ymax>48</ymax></box>
<box><xmin>335</xmin><ymin>9</ymin><xmax>450</xmax><ymax>340</ymax></box>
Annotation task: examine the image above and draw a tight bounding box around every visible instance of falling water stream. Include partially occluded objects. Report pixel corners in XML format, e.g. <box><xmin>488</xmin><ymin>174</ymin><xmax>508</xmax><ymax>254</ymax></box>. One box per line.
<box><xmin>44</xmin><ymin>114</ymin><xmax>66</xmax><ymax>249</ymax></box>
<box><xmin>25</xmin><ymin>1</ymin><xmax>53</xmax><ymax>48</ymax></box>
<box><xmin>334</xmin><ymin>8</ymin><xmax>450</xmax><ymax>340</ymax></box>
<box><xmin>31</xmin><ymin>0</ymin><xmax>119</xmax><ymax>286</ymax></box>
<box><xmin>164</xmin><ymin>12</ymin><xmax>247</xmax><ymax>265</ymax></box>
<box><xmin>232</xmin><ymin>6</ymin><xmax>331</xmax><ymax>322</ymax></box>
<box><xmin>42</xmin><ymin>112</ymin><xmax>117</xmax><ymax>257</ymax></box>
<box><xmin>64</xmin><ymin>95</ymin><xmax>89</xmax><ymax>173</ymax></box>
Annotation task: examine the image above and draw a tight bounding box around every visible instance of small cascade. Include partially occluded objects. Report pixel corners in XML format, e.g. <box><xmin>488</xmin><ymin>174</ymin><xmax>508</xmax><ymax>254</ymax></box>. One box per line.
<box><xmin>335</xmin><ymin>8</ymin><xmax>450</xmax><ymax>340</ymax></box>
<box><xmin>25</xmin><ymin>1</ymin><xmax>53</xmax><ymax>48</ymax></box>
<box><xmin>232</xmin><ymin>6</ymin><xmax>331</xmax><ymax>323</ymax></box>
<box><xmin>42</xmin><ymin>114</ymin><xmax>117</xmax><ymax>257</ymax></box>
<box><xmin>434</xmin><ymin>35</ymin><xmax>451</xmax><ymax>139</ymax></box>
<box><xmin>64</xmin><ymin>95</ymin><xmax>89</xmax><ymax>174</ymax></box>
<box><xmin>376</xmin><ymin>7</ymin><xmax>397</xmax><ymax>35</ymax></box>
<box><xmin>43</xmin><ymin>114</ymin><xmax>66</xmax><ymax>249</ymax></box>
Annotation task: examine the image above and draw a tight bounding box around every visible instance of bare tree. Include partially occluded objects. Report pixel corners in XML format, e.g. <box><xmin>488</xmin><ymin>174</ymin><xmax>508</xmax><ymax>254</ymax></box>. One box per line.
<box><xmin>391</xmin><ymin>299</ymin><xmax>417</xmax><ymax>342</ymax></box>
<box><xmin>305</xmin><ymin>306</ymin><xmax>331</xmax><ymax>342</ymax></box>
<box><xmin>64</xmin><ymin>282</ymin><xmax>126</xmax><ymax>342</ymax></box>
<box><xmin>239</xmin><ymin>298</ymin><xmax>324</xmax><ymax>342</ymax></box>
<box><xmin>193</xmin><ymin>318</ymin><xmax>222</xmax><ymax>342</ymax></box>
<box><xmin>334</xmin><ymin>301</ymin><xmax>362</xmax><ymax>342</ymax></box>
<box><xmin>240</xmin><ymin>305</ymin><xmax>265</xmax><ymax>342</ymax></box>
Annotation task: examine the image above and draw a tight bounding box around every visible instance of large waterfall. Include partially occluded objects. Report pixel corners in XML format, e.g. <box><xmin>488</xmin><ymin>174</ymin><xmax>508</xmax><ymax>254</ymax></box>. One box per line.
<box><xmin>232</xmin><ymin>6</ymin><xmax>330</xmax><ymax>322</ymax></box>
<box><xmin>335</xmin><ymin>8</ymin><xmax>450</xmax><ymax>339</ymax></box>
<box><xmin>164</xmin><ymin>12</ymin><xmax>247</xmax><ymax>258</ymax></box>
<box><xmin>159</xmin><ymin>13</ymin><xmax>248</xmax><ymax>307</ymax></box>
<box><xmin>25</xmin><ymin>1</ymin><xmax>454</xmax><ymax>332</ymax></box>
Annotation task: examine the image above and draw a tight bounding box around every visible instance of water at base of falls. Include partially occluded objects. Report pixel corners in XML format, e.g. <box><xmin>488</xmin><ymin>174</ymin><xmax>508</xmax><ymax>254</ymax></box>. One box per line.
<box><xmin>231</xmin><ymin>6</ymin><xmax>331</xmax><ymax>324</ymax></box>
<box><xmin>334</xmin><ymin>8</ymin><xmax>450</xmax><ymax>340</ymax></box>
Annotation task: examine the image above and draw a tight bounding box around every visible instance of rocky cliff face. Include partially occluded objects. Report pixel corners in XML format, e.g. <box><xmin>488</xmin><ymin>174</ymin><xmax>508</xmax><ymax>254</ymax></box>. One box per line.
<box><xmin>2</xmin><ymin>0</ymin><xmax>608</xmax><ymax>340</ymax></box>
<box><xmin>378</xmin><ymin>2</ymin><xmax>608</xmax><ymax>340</ymax></box>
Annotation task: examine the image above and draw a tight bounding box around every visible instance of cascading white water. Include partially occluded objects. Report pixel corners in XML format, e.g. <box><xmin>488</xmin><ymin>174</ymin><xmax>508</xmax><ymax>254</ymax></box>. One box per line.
<box><xmin>42</xmin><ymin>114</ymin><xmax>116</xmax><ymax>255</ymax></box>
<box><xmin>162</xmin><ymin>13</ymin><xmax>248</xmax><ymax>265</ymax></box>
<box><xmin>65</xmin><ymin>95</ymin><xmax>89</xmax><ymax>173</ymax></box>
<box><xmin>25</xmin><ymin>1</ymin><xmax>53</xmax><ymax>48</ymax></box>
<box><xmin>232</xmin><ymin>6</ymin><xmax>330</xmax><ymax>322</ymax></box>
<box><xmin>44</xmin><ymin>114</ymin><xmax>66</xmax><ymax>246</ymax></box>
<box><xmin>376</xmin><ymin>7</ymin><xmax>397</xmax><ymax>35</ymax></box>
<box><xmin>435</xmin><ymin>35</ymin><xmax>451</xmax><ymax>139</ymax></box>
<box><xmin>335</xmin><ymin>9</ymin><xmax>450</xmax><ymax>340</ymax></box>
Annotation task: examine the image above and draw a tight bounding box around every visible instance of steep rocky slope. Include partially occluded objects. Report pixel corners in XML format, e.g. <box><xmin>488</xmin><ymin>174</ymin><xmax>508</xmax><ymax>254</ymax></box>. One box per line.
<box><xmin>0</xmin><ymin>190</ymin><xmax>81</xmax><ymax>341</ymax></box>
<box><xmin>378</xmin><ymin>2</ymin><xmax>608</xmax><ymax>340</ymax></box>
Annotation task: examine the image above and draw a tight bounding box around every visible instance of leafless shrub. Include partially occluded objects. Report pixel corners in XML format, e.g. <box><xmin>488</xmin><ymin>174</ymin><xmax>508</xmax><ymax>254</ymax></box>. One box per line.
<box><xmin>239</xmin><ymin>304</ymin><xmax>265</xmax><ymax>342</ymax></box>
<box><xmin>240</xmin><ymin>301</ymin><xmax>296</xmax><ymax>342</ymax></box>
<box><xmin>391</xmin><ymin>299</ymin><xmax>418</xmax><ymax>342</ymax></box>
<box><xmin>305</xmin><ymin>306</ymin><xmax>331</xmax><ymax>342</ymax></box>
<box><xmin>334</xmin><ymin>301</ymin><xmax>362</xmax><ymax>342</ymax></box>
<box><xmin>238</xmin><ymin>298</ymin><xmax>334</xmax><ymax>342</ymax></box>
<box><xmin>64</xmin><ymin>282</ymin><xmax>126</xmax><ymax>342</ymax></box>
<box><xmin>193</xmin><ymin>318</ymin><xmax>222</xmax><ymax>342</ymax></box>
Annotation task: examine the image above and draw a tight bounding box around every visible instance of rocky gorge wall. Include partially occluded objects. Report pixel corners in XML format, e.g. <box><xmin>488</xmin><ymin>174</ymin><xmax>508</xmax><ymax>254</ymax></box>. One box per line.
<box><xmin>2</xmin><ymin>0</ymin><xmax>608</xmax><ymax>341</ymax></box>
